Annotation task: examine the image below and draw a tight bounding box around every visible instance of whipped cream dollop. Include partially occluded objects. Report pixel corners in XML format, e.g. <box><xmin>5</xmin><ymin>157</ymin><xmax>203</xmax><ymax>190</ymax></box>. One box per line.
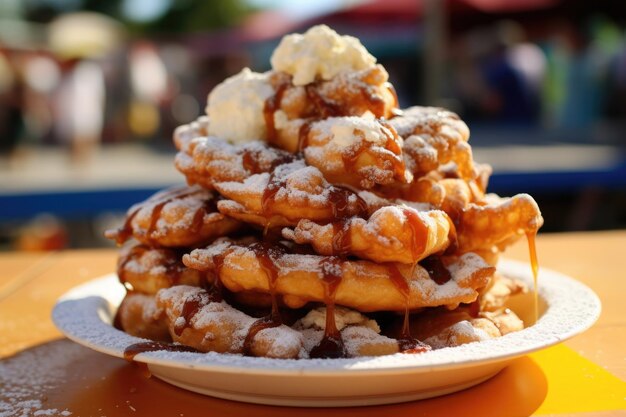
<box><xmin>271</xmin><ymin>25</ymin><xmax>377</xmax><ymax>86</ymax></box>
<box><xmin>206</xmin><ymin>68</ymin><xmax>274</xmax><ymax>144</ymax></box>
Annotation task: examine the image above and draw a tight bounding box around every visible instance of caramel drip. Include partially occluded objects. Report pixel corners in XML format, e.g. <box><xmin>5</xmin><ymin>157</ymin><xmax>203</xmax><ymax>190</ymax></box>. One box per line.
<box><xmin>402</xmin><ymin>208</ymin><xmax>428</xmax><ymax>260</ymax></box>
<box><xmin>205</xmin><ymin>251</ymin><xmax>228</xmax><ymax>302</ymax></box>
<box><xmin>189</xmin><ymin>195</ymin><xmax>218</xmax><ymax>235</ymax></box>
<box><xmin>173</xmin><ymin>291</ymin><xmax>213</xmax><ymax>337</ymax></box>
<box><xmin>340</xmin><ymin>121</ymin><xmax>406</xmax><ymax>183</ymax></box>
<box><xmin>250</xmin><ymin>242</ymin><xmax>283</xmax><ymax>321</ymax></box>
<box><xmin>331</xmin><ymin>219</ymin><xmax>352</xmax><ymax>257</ymax></box>
<box><xmin>123</xmin><ymin>341</ymin><xmax>198</xmax><ymax>362</ymax></box>
<box><xmin>310</xmin><ymin>257</ymin><xmax>347</xmax><ymax>358</ymax></box>
<box><xmin>162</xmin><ymin>251</ymin><xmax>184</xmax><ymax>286</ymax></box>
<box><xmin>111</xmin><ymin>187</ymin><xmax>207</xmax><ymax>245</ymax></box>
<box><xmin>114</xmin><ymin>207</ymin><xmax>140</xmax><ymax>245</ymax></box>
<box><xmin>241</xmin><ymin>148</ymin><xmax>264</xmax><ymax>174</ymax></box>
<box><xmin>261</xmin><ymin>171</ymin><xmax>286</xmax><ymax>218</ymax></box>
<box><xmin>241</xmin><ymin>145</ymin><xmax>295</xmax><ymax>175</ymax></box>
<box><xmin>388</xmin><ymin>265</ymin><xmax>430</xmax><ymax>354</ymax></box>
<box><xmin>328</xmin><ymin>186</ymin><xmax>369</xmax><ymax>220</ymax></box>
<box><xmin>242</xmin><ymin>242</ymin><xmax>284</xmax><ymax>355</ymax></box>
<box><xmin>380</xmin><ymin>120</ymin><xmax>406</xmax><ymax>179</ymax></box>
<box><xmin>118</xmin><ymin>245</ymin><xmax>186</xmax><ymax>288</ymax></box>
<box><xmin>263</xmin><ymin>82</ymin><xmax>289</xmax><ymax>145</ymax></box>
<box><xmin>420</xmin><ymin>255</ymin><xmax>452</xmax><ymax>285</ymax></box>
<box><xmin>144</xmin><ymin>187</ymin><xmax>206</xmax><ymax>245</ymax></box>
<box><xmin>262</xmin><ymin>175</ymin><xmax>367</xmax><ymax>225</ymax></box>
<box><xmin>341</xmin><ymin>138</ymin><xmax>369</xmax><ymax>174</ymax></box>
<box><xmin>526</xmin><ymin>230</ymin><xmax>539</xmax><ymax>323</ymax></box>
<box><xmin>243</xmin><ymin>316</ymin><xmax>281</xmax><ymax>356</ymax></box>
<box><xmin>117</xmin><ymin>245</ymin><xmax>148</xmax><ymax>285</ymax></box>
<box><xmin>305</xmin><ymin>85</ymin><xmax>343</xmax><ymax>118</ymax></box>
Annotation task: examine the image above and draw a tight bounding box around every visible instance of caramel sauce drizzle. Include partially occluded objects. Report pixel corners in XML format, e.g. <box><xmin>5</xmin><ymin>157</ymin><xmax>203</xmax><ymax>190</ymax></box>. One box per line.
<box><xmin>310</xmin><ymin>256</ymin><xmax>347</xmax><ymax>358</ymax></box>
<box><xmin>330</xmin><ymin>186</ymin><xmax>368</xmax><ymax>219</ymax></box>
<box><xmin>331</xmin><ymin>219</ymin><xmax>352</xmax><ymax>257</ymax></box>
<box><xmin>173</xmin><ymin>291</ymin><xmax>213</xmax><ymax>336</ymax></box>
<box><xmin>242</xmin><ymin>242</ymin><xmax>284</xmax><ymax>355</ymax></box>
<box><xmin>241</xmin><ymin>147</ymin><xmax>295</xmax><ymax>175</ymax></box>
<box><xmin>402</xmin><ymin>208</ymin><xmax>428</xmax><ymax>260</ymax></box>
<box><xmin>123</xmin><ymin>341</ymin><xmax>198</xmax><ymax>362</ymax></box>
<box><xmin>261</xmin><ymin>175</ymin><xmax>368</xmax><ymax>231</ymax></box>
<box><xmin>260</xmin><ymin>171</ymin><xmax>286</xmax><ymax>228</ymax></box>
<box><xmin>388</xmin><ymin>265</ymin><xmax>431</xmax><ymax>353</ymax></box>
<box><xmin>305</xmin><ymin>85</ymin><xmax>343</xmax><ymax>118</ymax></box>
<box><xmin>526</xmin><ymin>230</ymin><xmax>539</xmax><ymax>323</ymax></box>
<box><xmin>171</xmin><ymin>249</ymin><xmax>229</xmax><ymax>338</ymax></box>
<box><xmin>117</xmin><ymin>245</ymin><xmax>187</xmax><ymax>288</ymax></box>
<box><xmin>339</xmin><ymin>122</ymin><xmax>406</xmax><ymax>184</ymax></box>
<box><xmin>263</xmin><ymin>82</ymin><xmax>289</xmax><ymax>145</ymax></box>
<box><xmin>111</xmin><ymin>186</ymin><xmax>211</xmax><ymax>246</ymax></box>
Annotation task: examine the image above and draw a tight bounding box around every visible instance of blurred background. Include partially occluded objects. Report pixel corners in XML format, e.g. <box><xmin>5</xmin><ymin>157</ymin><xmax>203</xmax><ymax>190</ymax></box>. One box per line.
<box><xmin>0</xmin><ymin>0</ymin><xmax>624</xmax><ymax>251</ymax></box>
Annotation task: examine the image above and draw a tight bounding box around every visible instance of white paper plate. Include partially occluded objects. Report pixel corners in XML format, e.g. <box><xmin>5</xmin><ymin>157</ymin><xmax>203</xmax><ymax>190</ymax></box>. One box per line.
<box><xmin>52</xmin><ymin>259</ymin><xmax>600</xmax><ymax>407</ymax></box>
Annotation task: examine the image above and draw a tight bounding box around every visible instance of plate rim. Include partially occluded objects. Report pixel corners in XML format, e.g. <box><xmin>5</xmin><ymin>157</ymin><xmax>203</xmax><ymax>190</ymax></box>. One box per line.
<box><xmin>52</xmin><ymin>258</ymin><xmax>601</xmax><ymax>376</ymax></box>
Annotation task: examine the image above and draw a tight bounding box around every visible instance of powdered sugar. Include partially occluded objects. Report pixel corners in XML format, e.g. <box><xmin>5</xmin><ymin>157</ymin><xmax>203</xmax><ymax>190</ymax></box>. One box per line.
<box><xmin>312</xmin><ymin>117</ymin><xmax>388</xmax><ymax>148</ymax></box>
<box><xmin>0</xmin><ymin>341</ymin><xmax>76</xmax><ymax>417</ymax></box>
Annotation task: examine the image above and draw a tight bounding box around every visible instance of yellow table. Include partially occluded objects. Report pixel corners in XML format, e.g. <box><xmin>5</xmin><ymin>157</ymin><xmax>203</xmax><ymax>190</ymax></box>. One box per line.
<box><xmin>1</xmin><ymin>231</ymin><xmax>625</xmax><ymax>416</ymax></box>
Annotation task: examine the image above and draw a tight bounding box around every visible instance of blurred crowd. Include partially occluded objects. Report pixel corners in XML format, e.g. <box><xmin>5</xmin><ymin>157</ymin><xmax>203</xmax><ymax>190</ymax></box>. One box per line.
<box><xmin>448</xmin><ymin>18</ymin><xmax>625</xmax><ymax>131</ymax></box>
<box><xmin>0</xmin><ymin>0</ymin><xmax>624</xmax><ymax>250</ymax></box>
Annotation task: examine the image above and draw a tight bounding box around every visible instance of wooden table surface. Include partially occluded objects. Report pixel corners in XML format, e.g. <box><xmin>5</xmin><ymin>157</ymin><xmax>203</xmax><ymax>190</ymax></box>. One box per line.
<box><xmin>1</xmin><ymin>231</ymin><xmax>625</xmax><ymax>416</ymax></box>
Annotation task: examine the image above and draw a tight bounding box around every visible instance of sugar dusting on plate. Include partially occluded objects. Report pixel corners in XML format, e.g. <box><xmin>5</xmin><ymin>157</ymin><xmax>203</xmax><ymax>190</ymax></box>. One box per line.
<box><xmin>0</xmin><ymin>341</ymin><xmax>76</xmax><ymax>417</ymax></box>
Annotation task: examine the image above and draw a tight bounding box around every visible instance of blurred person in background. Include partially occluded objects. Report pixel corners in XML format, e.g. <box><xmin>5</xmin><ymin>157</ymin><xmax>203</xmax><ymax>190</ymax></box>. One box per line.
<box><xmin>452</xmin><ymin>21</ymin><xmax>545</xmax><ymax>126</ymax></box>
<box><xmin>0</xmin><ymin>51</ymin><xmax>24</xmax><ymax>156</ymax></box>
<box><xmin>54</xmin><ymin>58</ymin><xmax>105</xmax><ymax>163</ymax></box>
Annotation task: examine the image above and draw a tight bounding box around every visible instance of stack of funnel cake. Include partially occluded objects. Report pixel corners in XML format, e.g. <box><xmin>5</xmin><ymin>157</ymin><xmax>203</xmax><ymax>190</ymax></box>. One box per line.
<box><xmin>107</xmin><ymin>26</ymin><xmax>543</xmax><ymax>359</ymax></box>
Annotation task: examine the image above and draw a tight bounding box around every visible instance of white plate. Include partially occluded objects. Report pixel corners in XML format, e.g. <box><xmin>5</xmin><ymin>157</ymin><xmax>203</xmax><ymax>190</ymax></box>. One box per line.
<box><xmin>52</xmin><ymin>259</ymin><xmax>600</xmax><ymax>407</ymax></box>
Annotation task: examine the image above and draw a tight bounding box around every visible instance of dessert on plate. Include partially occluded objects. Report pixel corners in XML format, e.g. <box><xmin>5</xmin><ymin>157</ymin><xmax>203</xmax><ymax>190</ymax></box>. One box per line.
<box><xmin>106</xmin><ymin>25</ymin><xmax>543</xmax><ymax>359</ymax></box>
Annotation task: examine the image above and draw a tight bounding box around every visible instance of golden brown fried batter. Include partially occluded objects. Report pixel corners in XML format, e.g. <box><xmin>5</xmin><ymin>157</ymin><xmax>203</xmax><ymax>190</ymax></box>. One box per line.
<box><xmin>266</xmin><ymin>65</ymin><xmax>398</xmax><ymax>153</ymax></box>
<box><xmin>175</xmin><ymin>137</ymin><xmax>294</xmax><ymax>190</ymax></box>
<box><xmin>458</xmin><ymin>193</ymin><xmax>544</xmax><ymax>253</ymax></box>
<box><xmin>301</xmin><ymin>117</ymin><xmax>410</xmax><ymax>188</ymax></box>
<box><xmin>173</xmin><ymin>115</ymin><xmax>209</xmax><ymax>152</ymax></box>
<box><xmin>183</xmin><ymin>239</ymin><xmax>494</xmax><ymax>312</ymax></box>
<box><xmin>116</xmin><ymin>243</ymin><xmax>204</xmax><ymax>294</ymax></box>
<box><xmin>215</xmin><ymin>160</ymin><xmax>369</xmax><ymax>228</ymax></box>
<box><xmin>105</xmin><ymin>185</ymin><xmax>242</xmax><ymax>248</ymax></box>
<box><xmin>106</xmin><ymin>26</ymin><xmax>541</xmax><ymax>358</ymax></box>
<box><xmin>156</xmin><ymin>285</ymin><xmax>303</xmax><ymax>358</ymax></box>
<box><xmin>116</xmin><ymin>292</ymin><xmax>170</xmax><ymax>342</ymax></box>
<box><xmin>390</xmin><ymin>106</ymin><xmax>473</xmax><ymax>179</ymax></box>
<box><xmin>282</xmin><ymin>206</ymin><xmax>451</xmax><ymax>264</ymax></box>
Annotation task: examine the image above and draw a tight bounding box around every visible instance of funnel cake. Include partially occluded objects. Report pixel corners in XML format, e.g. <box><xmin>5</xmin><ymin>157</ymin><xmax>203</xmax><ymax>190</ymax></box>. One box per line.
<box><xmin>214</xmin><ymin>160</ymin><xmax>370</xmax><ymax>228</ymax></box>
<box><xmin>183</xmin><ymin>238</ymin><xmax>494</xmax><ymax>312</ymax></box>
<box><xmin>282</xmin><ymin>206</ymin><xmax>452</xmax><ymax>264</ymax></box>
<box><xmin>107</xmin><ymin>25</ymin><xmax>543</xmax><ymax>360</ymax></box>
<box><xmin>105</xmin><ymin>185</ymin><xmax>241</xmax><ymax>248</ymax></box>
